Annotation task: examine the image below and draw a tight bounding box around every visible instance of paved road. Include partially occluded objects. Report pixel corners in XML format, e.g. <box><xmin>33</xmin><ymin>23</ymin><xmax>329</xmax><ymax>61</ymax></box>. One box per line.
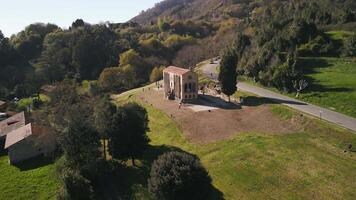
<box><xmin>200</xmin><ymin>61</ymin><xmax>356</xmax><ymax>132</ymax></box>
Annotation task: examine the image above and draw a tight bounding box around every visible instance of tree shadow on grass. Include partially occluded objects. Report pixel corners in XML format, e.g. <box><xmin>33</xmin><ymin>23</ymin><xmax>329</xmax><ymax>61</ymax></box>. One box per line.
<box><xmin>298</xmin><ymin>57</ymin><xmax>332</xmax><ymax>74</ymax></box>
<box><xmin>97</xmin><ymin>145</ymin><xmax>224</xmax><ymax>200</ymax></box>
<box><xmin>242</xmin><ymin>96</ymin><xmax>307</xmax><ymax>107</ymax></box>
<box><xmin>298</xmin><ymin>58</ymin><xmax>354</xmax><ymax>94</ymax></box>
<box><xmin>12</xmin><ymin>155</ymin><xmax>55</xmax><ymax>171</ymax></box>
<box><xmin>192</xmin><ymin>95</ymin><xmax>241</xmax><ymax>110</ymax></box>
<box><xmin>306</xmin><ymin>84</ymin><xmax>354</xmax><ymax>93</ymax></box>
<box><xmin>301</xmin><ymin>73</ymin><xmax>354</xmax><ymax>94</ymax></box>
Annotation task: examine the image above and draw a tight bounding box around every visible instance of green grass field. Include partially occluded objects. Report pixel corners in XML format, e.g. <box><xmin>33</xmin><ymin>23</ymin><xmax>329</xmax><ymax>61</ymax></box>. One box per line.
<box><xmin>0</xmin><ymin>155</ymin><xmax>58</xmax><ymax>200</ymax></box>
<box><xmin>17</xmin><ymin>94</ymin><xmax>50</xmax><ymax>110</ymax></box>
<box><xmin>326</xmin><ymin>31</ymin><xmax>354</xmax><ymax>41</ymax></box>
<box><xmin>298</xmin><ymin>57</ymin><xmax>356</xmax><ymax>118</ymax></box>
<box><xmin>113</xmin><ymin>88</ymin><xmax>356</xmax><ymax>200</ymax></box>
<box><xmin>240</xmin><ymin>57</ymin><xmax>356</xmax><ymax>118</ymax></box>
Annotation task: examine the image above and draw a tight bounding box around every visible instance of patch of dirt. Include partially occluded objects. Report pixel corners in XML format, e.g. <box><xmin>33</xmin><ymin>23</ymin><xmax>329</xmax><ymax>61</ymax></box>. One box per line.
<box><xmin>141</xmin><ymin>89</ymin><xmax>301</xmax><ymax>144</ymax></box>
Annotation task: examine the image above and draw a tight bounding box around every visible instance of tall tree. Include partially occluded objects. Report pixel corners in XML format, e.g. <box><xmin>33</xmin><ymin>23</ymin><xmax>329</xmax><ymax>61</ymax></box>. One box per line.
<box><xmin>56</xmin><ymin>103</ymin><xmax>101</xmax><ymax>173</ymax></box>
<box><xmin>218</xmin><ymin>48</ymin><xmax>237</xmax><ymax>102</ymax></box>
<box><xmin>109</xmin><ymin>103</ymin><xmax>150</xmax><ymax>165</ymax></box>
<box><xmin>0</xmin><ymin>30</ymin><xmax>33</xmax><ymax>95</ymax></box>
<box><xmin>94</xmin><ymin>95</ymin><xmax>117</xmax><ymax>160</ymax></box>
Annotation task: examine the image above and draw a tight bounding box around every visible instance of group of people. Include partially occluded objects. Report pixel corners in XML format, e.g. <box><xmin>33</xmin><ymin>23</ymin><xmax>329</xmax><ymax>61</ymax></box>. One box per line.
<box><xmin>155</xmin><ymin>81</ymin><xmax>162</xmax><ymax>90</ymax></box>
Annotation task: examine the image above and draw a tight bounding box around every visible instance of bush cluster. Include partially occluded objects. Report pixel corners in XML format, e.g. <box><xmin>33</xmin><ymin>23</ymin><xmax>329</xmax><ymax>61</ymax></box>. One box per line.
<box><xmin>148</xmin><ymin>151</ymin><xmax>212</xmax><ymax>200</ymax></box>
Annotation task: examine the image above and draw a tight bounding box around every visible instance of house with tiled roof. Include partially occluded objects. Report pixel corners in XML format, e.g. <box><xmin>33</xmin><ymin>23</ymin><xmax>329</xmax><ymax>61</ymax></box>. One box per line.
<box><xmin>0</xmin><ymin>112</ymin><xmax>26</xmax><ymax>139</ymax></box>
<box><xmin>0</xmin><ymin>112</ymin><xmax>55</xmax><ymax>164</ymax></box>
<box><xmin>163</xmin><ymin>66</ymin><xmax>198</xmax><ymax>101</ymax></box>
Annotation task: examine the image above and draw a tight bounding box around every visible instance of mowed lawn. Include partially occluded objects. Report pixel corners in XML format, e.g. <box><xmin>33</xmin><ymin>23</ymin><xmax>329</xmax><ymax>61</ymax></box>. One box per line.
<box><xmin>114</xmin><ymin>89</ymin><xmax>356</xmax><ymax>200</ymax></box>
<box><xmin>0</xmin><ymin>155</ymin><xmax>58</xmax><ymax>200</ymax></box>
<box><xmin>299</xmin><ymin>57</ymin><xmax>356</xmax><ymax>118</ymax></box>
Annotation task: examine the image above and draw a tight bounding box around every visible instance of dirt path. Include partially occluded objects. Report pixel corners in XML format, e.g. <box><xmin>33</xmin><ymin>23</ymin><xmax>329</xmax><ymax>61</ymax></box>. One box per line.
<box><xmin>141</xmin><ymin>89</ymin><xmax>301</xmax><ymax>144</ymax></box>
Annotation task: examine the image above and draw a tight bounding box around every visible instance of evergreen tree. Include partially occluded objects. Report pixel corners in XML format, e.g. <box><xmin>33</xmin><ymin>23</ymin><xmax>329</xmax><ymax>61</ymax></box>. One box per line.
<box><xmin>218</xmin><ymin>48</ymin><xmax>238</xmax><ymax>102</ymax></box>
<box><xmin>57</xmin><ymin>104</ymin><xmax>101</xmax><ymax>173</ymax></box>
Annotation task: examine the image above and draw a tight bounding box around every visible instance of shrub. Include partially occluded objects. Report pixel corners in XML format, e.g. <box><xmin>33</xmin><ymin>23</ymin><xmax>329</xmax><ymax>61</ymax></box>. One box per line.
<box><xmin>343</xmin><ymin>33</ymin><xmax>356</xmax><ymax>57</ymax></box>
<box><xmin>57</xmin><ymin>167</ymin><xmax>95</xmax><ymax>200</ymax></box>
<box><xmin>164</xmin><ymin>35</ymin><xmax>195</xmax><ymax>51</ymax></box>
<box><xmin>88</xmin><ymin>81</ymin><xmax>100</xmax><ymax>96</ymax></box>
<box><xmin>139</xmin><ymin>38</ymin><xmax>168</xmax><ymax>57</ymax></box>
<box><xmin>150</xmin><ymin>66</ymin><xmax>165</xmax><ymax>82</ymax></box>
<box><xmin>297</xmin><ymin>35</ymin><xmax>337</xmax><ymax>56</ymax></box>
<box><xmin>148</xmin><ymin>151</ymin><xmax>212</xmax><ymax>200</ymax></box>
<box><xmin>158</xmin><ymin>17</ymin><xmax>171</xmax><ymax>32</ymax></box>
<box><xmin>98</xmin><ymin>67</ymin><xmax>135</xmax><ymax>92</ymax></box>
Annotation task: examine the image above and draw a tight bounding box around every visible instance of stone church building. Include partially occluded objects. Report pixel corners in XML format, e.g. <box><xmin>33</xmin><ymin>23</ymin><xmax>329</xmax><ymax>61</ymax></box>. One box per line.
<box><xmin>163</xmin><ymin>66</ymin><xmax>198</xmax><ymax>101</ymax></box>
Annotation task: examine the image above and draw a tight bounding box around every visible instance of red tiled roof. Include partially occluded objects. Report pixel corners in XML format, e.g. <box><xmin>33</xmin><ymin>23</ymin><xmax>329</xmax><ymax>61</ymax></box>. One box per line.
<box><xmin>5</xmin><ymin>123</ymin><xmax>32</xmax><ymax>149</ymax></box>
<box><xmin>163</xmin><ymin>66</ymin><xmax>191</xmax><ymax>75</ymax></box>
<box><xmin>0</xmin><ymin>112</ymin><xmax>26</xmax><ymax>137</ymax></box>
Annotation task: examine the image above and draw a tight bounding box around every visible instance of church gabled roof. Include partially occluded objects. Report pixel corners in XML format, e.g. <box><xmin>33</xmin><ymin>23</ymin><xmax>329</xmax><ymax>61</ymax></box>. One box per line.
<box><xmin>164</xmin><ymin>66</ymin><xmax>191</xmax><ymax>75</ymax></box>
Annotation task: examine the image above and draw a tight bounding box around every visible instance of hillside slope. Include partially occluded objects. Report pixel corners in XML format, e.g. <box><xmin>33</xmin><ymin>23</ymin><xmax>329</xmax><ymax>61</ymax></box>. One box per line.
<box><xmin>131</xmin><ymin>0</ymin><xmax>356</xmax><ymax>25</ymax></box>
<box><xmin>131</xmin><ymin>0</ymin><xmax>251</xmax><ymax>24</ymax></box>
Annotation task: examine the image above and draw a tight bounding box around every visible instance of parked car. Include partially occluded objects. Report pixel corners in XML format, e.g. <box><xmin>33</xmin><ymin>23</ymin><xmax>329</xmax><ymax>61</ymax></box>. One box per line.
<box><xmin>0</xmin><ymin>112</ymin><xmax>8</xmax><ymax>121</ymax></box>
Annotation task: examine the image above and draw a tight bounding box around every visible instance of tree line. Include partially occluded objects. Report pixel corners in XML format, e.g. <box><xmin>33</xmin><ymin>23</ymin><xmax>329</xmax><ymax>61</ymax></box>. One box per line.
<box><xmin>43</xmin><ymin>80</ymin><xmax>213</xmax><ymax>199</ymax></box>
<box><xmin>0</xmin><ymin>18</ymin><xmax>217</xmax><ymax>101</ymax></box>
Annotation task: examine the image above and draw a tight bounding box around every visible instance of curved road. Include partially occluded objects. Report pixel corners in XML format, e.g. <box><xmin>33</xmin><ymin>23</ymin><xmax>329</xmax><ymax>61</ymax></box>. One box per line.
<box><xmin>201</xmin><ymin>60</ymin><xmax>356</xmax><ymax>132</ymax></box>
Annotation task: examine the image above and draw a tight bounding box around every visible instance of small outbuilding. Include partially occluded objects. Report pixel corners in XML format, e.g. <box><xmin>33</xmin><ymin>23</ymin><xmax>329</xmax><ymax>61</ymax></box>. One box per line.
<box><xmin>4</xmin><ymin>123</ymin><xmax>55</xmax><ymax>164</ymax></box>
<box><xmin>163</xmin><ymin>66</ymin><xmax>198</xmax><ymax>101</ymax></box>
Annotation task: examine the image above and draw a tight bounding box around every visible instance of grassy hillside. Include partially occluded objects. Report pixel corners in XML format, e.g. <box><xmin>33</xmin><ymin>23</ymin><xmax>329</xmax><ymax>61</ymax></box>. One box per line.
<box><xmin>239</xmin><ymin>56</ymin><xmax>356</xmax><ymax>118</ymax></box>
<box><xmin>113</xmin><ymin>87</ymin><xmax>356</xmax><ymax>200</ymax></box>
<box><xmin>0</xmin><ymin>155</ymin><xmax>58</xmax><ymax>200</ymax></box>
<box><xmin>132</xmin><ymin>0</ymin><xmax>356</xmax><ymax>26</ymax></box>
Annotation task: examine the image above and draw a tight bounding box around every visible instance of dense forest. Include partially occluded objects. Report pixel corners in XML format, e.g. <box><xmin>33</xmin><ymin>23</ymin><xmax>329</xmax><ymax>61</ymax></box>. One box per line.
<box><xmin>1</xmin><ymin>0</ymin><xmax>355</xmax><ymax>99</ymax></box>
<box><xmin>0</xmin><ymin>18</ymin><xmax>227</xmax><ymax>100</ymax></box>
